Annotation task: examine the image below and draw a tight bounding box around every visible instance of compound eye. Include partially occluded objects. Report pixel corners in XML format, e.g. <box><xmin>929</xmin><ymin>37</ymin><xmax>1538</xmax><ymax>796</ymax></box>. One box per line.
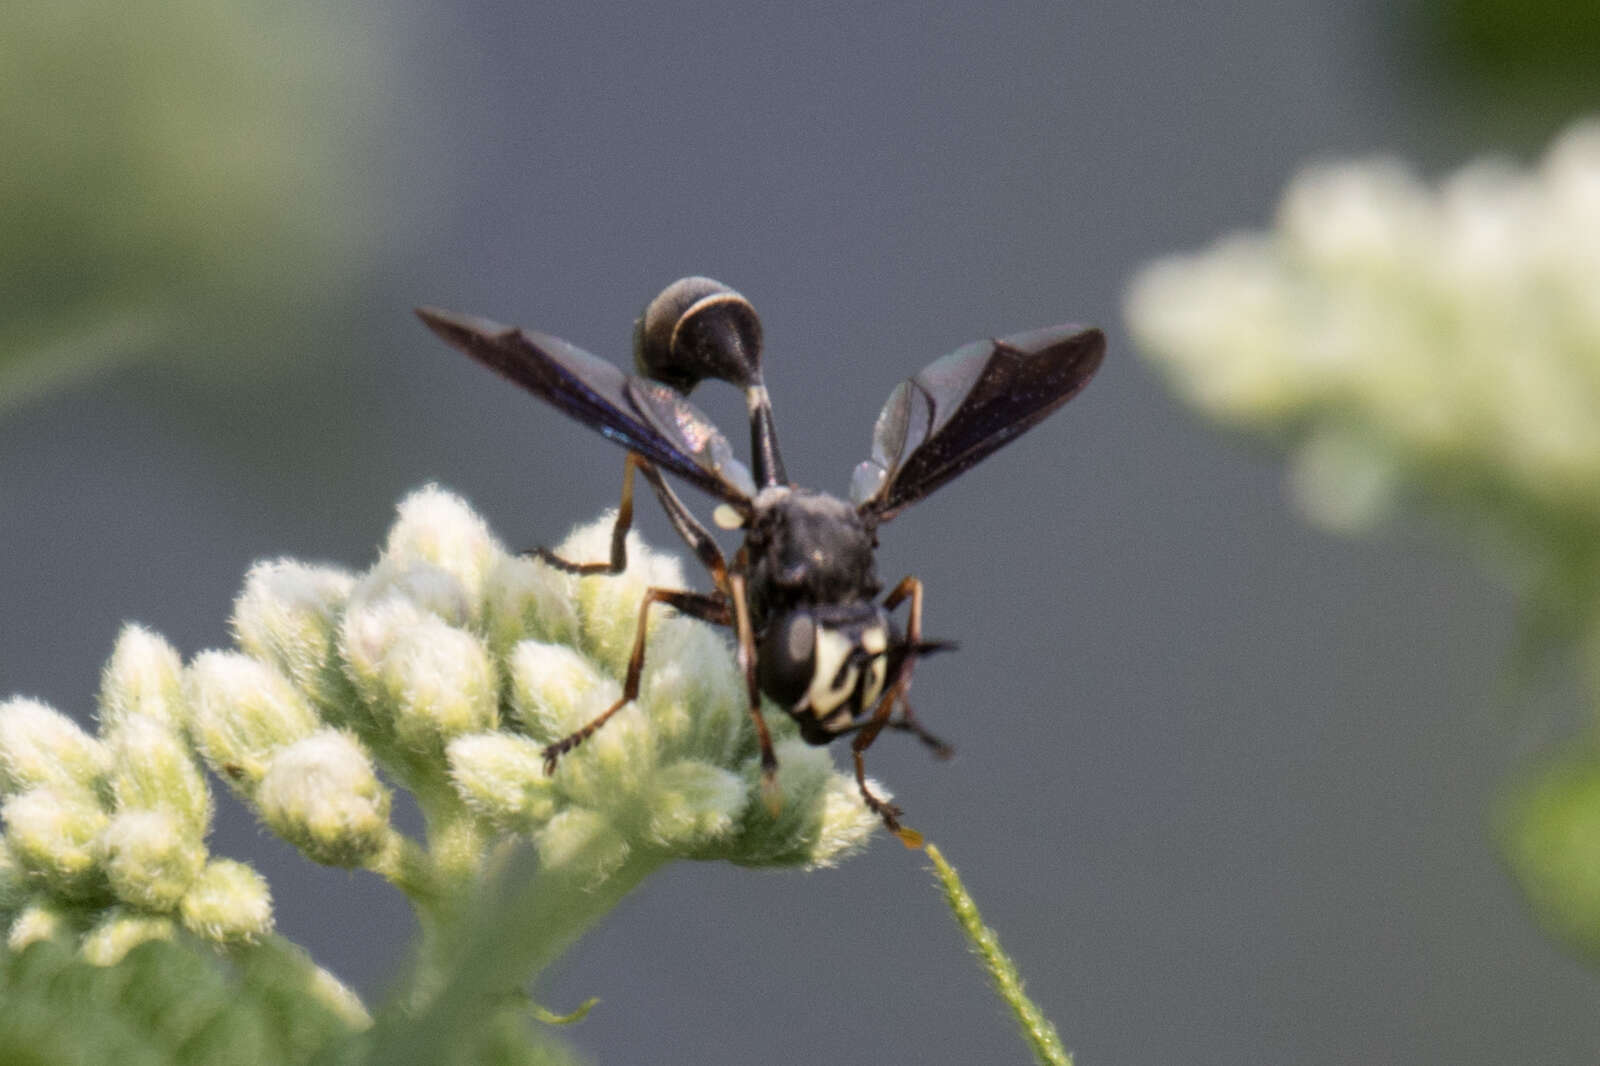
<box><xmin>757</xmin><ymin>610</ymin><xmax>816</xmax><ymax>709</ymax></box>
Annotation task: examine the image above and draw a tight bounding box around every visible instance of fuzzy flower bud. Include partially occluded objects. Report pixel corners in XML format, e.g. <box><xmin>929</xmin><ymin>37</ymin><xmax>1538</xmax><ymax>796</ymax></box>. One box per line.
<box><xmin>644</xmin><ymin>761</ymin><xmax>748</xmax><ymax>849</ymax></box>
<box><xmin>382</xmin><ymin>485</ymin><xmax>502</xmax><ymax>621</ymax></box>
<box><xmin>560</xmin><ymin>518</ymin><xmax>687</xmax><ymax>676</ymax></box>
<box><xmin>483</xmin><ymin>553</ymin><xmax>580</xmax><ymax>659</ymax></box>
<box><xmin>7</xmin><ymin>899</ymin><xmax>70</xmax><ymax>950</ymax></box>
<box><xmin>0</xmin><ymin>841</ymin><xmax>25</xmax><ymax>916</ymax></box>
<box><xmin>535</xmin><ymin>807</ymin><xmax>632</xmax><ymax>883</ymax></box>
<box><xmin>506</xmin><ymin>640</ymin><xmax>619</xmax><ymax>742</ymax></box>
<box><xmin>180</xmin><ymin>858</ymin><xmax>274</xmax><ymax>943</ymax></box>
<box><xmin>713</xmin><ymin>739</ymin><xmax>881</xmax><ymax>869</ymax></box>
<box><xmin>97</xmin><ymin>809</ymin><xmax>206</xmax><ymax>910</ymax></box>
<box><xmin>232</xmin><ymin>559</ymin><xmax>355</xmax><ymax>713</ymax></box>
<box><xmin>80</xmin><ymin>909</ymin><xmax>176</xmax><ymax>966</ymax></box>
<box><xmin>376</xmin><ymin>617</ymin><xmax>498</xmax><ymax>752</ymax></box>
<box><xmin>186</xmin><ymin>651</ymin><xmax>320</xmax><ymax>789</ymax></box>
<box><xmin>104</xmin><ymin>716</ymin><xmax>211</xmax><ymax>835</ymax></box>
<box><xmin>340</xmin><ymin>592</ymin><xmax>433</xmax><ymax>702</ymax></box>
<box><xmin>0</xmin><ymin>698</ymin><xmax>107</xmax><ymax>798</ymax></box>
<box><xmin>446</xmin><ymin>733</ymin><xmax>560</xmax><ymax>828</ymax></box>
<box><xmin>98</xmin><ymin>624</ymin><xmax>186</xmax><ymax>731</ymax></box>
<box><xmin>256</xmin><ymin>730</ymin><xmax>391</xmax><ymax>867</ymax></box>
<box><xmin>351</xmin><ymin>558</ymin><xmax>475</xmax><ymax>631</ymax></box>
<box><xmin>3</xmin><ymin>787</ymin><xmax>110</xmax><ymax>896</ymax></box>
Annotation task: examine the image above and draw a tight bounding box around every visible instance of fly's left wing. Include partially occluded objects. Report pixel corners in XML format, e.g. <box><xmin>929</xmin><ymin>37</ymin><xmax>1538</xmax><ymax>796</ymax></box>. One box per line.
<box><xmin>417</xmin><ymin>307</ymin><xmax>757</xmax><ymax>505</ymax></box>
<box><xmin>850</xmin><ymin>324</ymin><xmax>1105</xmax><ymax>522</ymax></box>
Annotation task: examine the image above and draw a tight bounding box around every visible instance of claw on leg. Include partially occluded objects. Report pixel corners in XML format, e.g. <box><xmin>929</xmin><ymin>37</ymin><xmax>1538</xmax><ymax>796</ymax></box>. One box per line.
<box><xmin>541</xmin><ymin>694</ymin><xmax>631</xmax><ymax>774</ymax></box>
<box><xmin>853</xmin><ymin>747</ymin><xmax>924</xmax><ymax>848</ymax></box>
<box><xmin>760</xmin><ymin>764</ymin><xmax>783</xmax><ymax>818</ymax></box>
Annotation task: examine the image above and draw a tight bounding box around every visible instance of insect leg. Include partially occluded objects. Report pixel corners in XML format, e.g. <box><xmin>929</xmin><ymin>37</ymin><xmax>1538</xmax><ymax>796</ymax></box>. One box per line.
<box><xmin>634</xmin><ymin>460</ymin><xmax>732</xmax><ymax>592</ymax></box>
<box><xmin>542</xmin><ymin>587</ymin><xmax>731</xmax><ymax>772</ymax></box>
<box><xmin>728</xmin><ymin>572</ymin><xmax>781</xmax><ymax>814</ymax></box>
<box><xmin>837</xmin><ymin>703</ymin><xmax>954</xmax><ymax>759</ymax></box>
<box><xmin>528</xmin><ymin>453</ymin><xmax>642</xmax><ymax>575</ymax></box>
<box><xmin>852</xmin><ymin>575</ymin><xmax>929</xmax><ymax>845</ymax></box>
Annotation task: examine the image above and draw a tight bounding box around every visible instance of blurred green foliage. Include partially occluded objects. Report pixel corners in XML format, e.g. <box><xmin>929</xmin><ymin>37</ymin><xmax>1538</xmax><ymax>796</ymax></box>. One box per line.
<box><xmin>1499</xmin><ymin>748</ymin><xmax>1600</xmax><ymax>963</ymax></box>
<box><xmin>0</xmin><ymin>932</ymin><xmax>587</xmax><ymax>1066</ymax></box>
<box><xmin>0</xmin><ymin>0</ymin><xmax>379</xmax><ymax>411</ymax></box>
<box><xmin>1410</xmin><ymin>0</ymin><xmax>1600</xmax><ymax>145</ymax></box>
<box><xmin>0</xmin><ymin>938</ymin><xmax>353</xmax><ymax>1066</ymax></box>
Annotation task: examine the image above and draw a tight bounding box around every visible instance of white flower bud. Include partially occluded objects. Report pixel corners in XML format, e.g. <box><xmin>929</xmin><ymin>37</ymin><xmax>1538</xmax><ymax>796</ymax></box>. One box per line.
<box><xmin>483</xmin><ymin>552</ymin><xmax>580</xmax><ymax>659</ymax></box>
<box><xmin>721</xmin><ymin>739</ymin><xmax>878</xmax><ymax>869</ymax></box>
<box><xmin>104</xmin><ymin>716</ymin><xmax>211</xmax><ymax>835</ymax></box>
<box><xmin>535</xmin><ymin>807</ymin><xmax>630</xmax><ymax>882</ymax></box>
<box><xmin>555</xmin><ymin>517</ymin><xmax>686</xmax><ymax>675</ymax></box>
<box><xmin>340</xmin><ymin>593</ymin><xmax>432</xmax><ymax>698</ymax></box>
<box><xmin>98</xmin><ymin>625</ymin><xmax>187</xmax><ymax>731</ymax></box>
<box><xmin>506</xmin><ymin>640</ymin><xmax>617</xmax><ymax>741</ymax></box>
<box><xmin>186</xmin><ymin>651</ymin><xmax>320</xmax><ymax>789</ymax></box>
<box><xmin>232</xmin><ymin>559</ymin><xmax>354</xmax><ymax>710</ymax></box>
<box><xmin>373</xmin><ymin>617</ymin><xmax>498</xmax><ymax>751</ymax></box>
<box><xmin>383</xmin><ymin>485</ymin><xmax>503</xmax><ymax>620</ymax></box>
<box><xmin>351</xmin><ymin>558</ymin><xmax>474</xmax><ymax>629</ymax></box>
<box><xmin>80</xmin><ymin>909</ymin><xmax>177</xmax><ymax>966</ymax></box>
<box><xmin>97</xmin><ymin>809</ymin><xmax>206</xmax><ymax>911</ymax></box>
<box><xmin>7</xmin><ymin>898</ymin><xmax>70</xmax><ymax>950</ymax></box>
<box><xmin>806</xmin><ymin>770</ymin><xmax>888</xmax><ymax>869</ymax></box>
<box><xmin>0</xmin><ymin>840</ymin><xmax>25</xmax><ymax>915</ymax></box>
<box><xmin>3</xmin><ymin>787</ymin><xmax>110</xmax><ymax>895</ymax></box>
<box><xmin>634</xmin><ymin>622</ymin><xmax>743</xmax><ymax>760</ymax></box>
<box><xmin>0</xmin><ymin>698</ymin><xmax>108</xmax><ymax>798</ymax></box>
<box><xmin>180</xmin><ymin>858</ymin><xmax>273</xmax><ymax>943</ymax></box>
<box><xmin>446</xmin><ymin>732</ymin><xmax>560</xmax><ymax>828</ymax></box>
<box><xmin>256</xmin><ymin>730</ymin><xmax>390</xmax><ymax>867</ymax></box>
<box><xmin>644</xmin><ymin>760</ymin><xmax>747</xmax><ymax>849</ymax></box>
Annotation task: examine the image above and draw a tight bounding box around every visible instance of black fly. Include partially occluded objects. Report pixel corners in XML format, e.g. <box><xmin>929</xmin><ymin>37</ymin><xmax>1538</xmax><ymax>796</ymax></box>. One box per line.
<box><xmin>417</xmin><ymin>278</ymin><xmax>1103</xmax><ymax>844</ymax></box>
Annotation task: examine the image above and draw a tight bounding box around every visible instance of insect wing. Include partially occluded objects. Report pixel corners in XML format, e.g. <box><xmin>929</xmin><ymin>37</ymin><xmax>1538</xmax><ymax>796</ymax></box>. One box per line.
<box><xmin>851</xmin><ymin>324</ymin><xmax>1105</xmax><ymax>520</ymax></box>
<box><xmin>417</xmin><ymin>307</ymin><xmax>756</xmax><ymax>504</ymax></box>
<box><xmin>624</xmin><ymin>378</ymin><xmax>756</xmax><ymax>498</ymax></box>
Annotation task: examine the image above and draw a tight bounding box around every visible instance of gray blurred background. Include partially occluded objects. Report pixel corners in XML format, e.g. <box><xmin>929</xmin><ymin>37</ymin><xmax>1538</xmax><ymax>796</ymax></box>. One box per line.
<box><xmin>5</xmin><ymin>1</ymin><xmax>1598</xmax><ymax>1062</ymax></box>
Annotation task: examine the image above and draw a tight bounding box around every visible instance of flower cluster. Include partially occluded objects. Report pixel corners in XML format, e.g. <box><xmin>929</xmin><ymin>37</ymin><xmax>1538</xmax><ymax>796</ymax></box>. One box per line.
<box><xmin>1127</xmin><ymin>119</ymin><xmax>1600</xmax><ymax>551</ymax></box>
<box><xmin>1126</xmin><ymin>118</ymin><xmax>1600</xmax><ymax>960</ymax></box>
<box><xmin>0</xmin><ymin>628</ymin><xmax>272</xmax><ymax>964</ymax></box>
<box><xmin>0</xmin><ymin>486</ymin><xmax>880</xmax><ymax>969</ymax></box>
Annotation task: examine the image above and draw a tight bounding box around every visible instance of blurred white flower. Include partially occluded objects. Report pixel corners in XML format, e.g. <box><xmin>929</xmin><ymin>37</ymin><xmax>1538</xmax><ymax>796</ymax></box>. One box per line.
<box><xmin>1128</xmin><ymin>119</ymin><xmax>1600</xmax><ymax>559</ymax></box>
<box><xmin>1129</xmin><ymin>118</ymin><xmax>1600</xmax><ymax>962</ymax></box>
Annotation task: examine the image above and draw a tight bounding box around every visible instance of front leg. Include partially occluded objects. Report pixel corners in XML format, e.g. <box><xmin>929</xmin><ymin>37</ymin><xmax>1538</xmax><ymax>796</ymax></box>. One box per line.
<box><xmin>542</xmin><ymin>587</ymin><xmax>730</xmax><ymax>770</ymax></box>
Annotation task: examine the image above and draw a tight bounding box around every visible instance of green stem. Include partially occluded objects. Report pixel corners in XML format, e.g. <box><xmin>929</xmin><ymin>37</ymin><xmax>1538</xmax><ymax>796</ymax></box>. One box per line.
<box><xmin>925</xmin><ymin>842</ymin><xmax>1072</xmax><ymax>1066</ymax></box>
<box><xmin>362</xmin><ymin>840</ymin><xmax>667</xmax><ymax>1066</ymax></box>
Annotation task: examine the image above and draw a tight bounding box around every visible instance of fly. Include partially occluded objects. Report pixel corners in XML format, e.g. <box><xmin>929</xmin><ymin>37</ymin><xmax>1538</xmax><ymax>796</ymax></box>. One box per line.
<box><xmin>417</xmin><ymin>277</ymin><xmax>1104</xmax><ymax>844</ymax></box>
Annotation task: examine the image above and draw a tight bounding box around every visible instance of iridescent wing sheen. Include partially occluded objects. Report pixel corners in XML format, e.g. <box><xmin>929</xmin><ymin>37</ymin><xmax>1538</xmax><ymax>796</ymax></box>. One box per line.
<box><xmin>417</xmin><ymin>307</ymin><xmax>756</xmax><ymax>505</ymax></box>
<box><xmin>850</xmin><ymin>324</ymin><xmax>1105</xmax><ymax>522</ymax></box>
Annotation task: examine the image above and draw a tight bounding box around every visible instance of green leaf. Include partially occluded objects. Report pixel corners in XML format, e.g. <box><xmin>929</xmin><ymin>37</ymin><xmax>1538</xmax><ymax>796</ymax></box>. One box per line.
<box><xmin>1498</xmin><ymin>747</ymin><xmax>1600</xmax><ymax>960</ymax></box>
